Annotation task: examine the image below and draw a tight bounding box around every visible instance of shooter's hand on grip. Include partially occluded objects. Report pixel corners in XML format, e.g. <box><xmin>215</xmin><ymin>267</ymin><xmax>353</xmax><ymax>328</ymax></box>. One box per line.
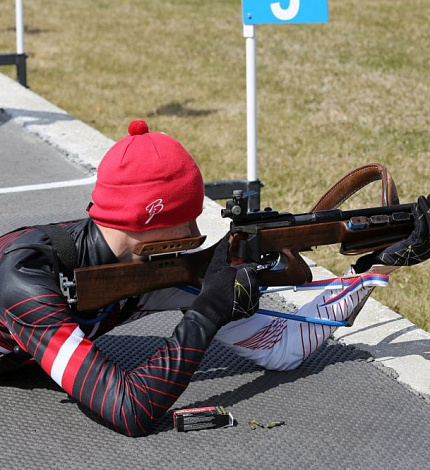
<box><xmin>190</xmin><ymin>236</ymin><xmax>260</xmax><ymax>329</ymax></box>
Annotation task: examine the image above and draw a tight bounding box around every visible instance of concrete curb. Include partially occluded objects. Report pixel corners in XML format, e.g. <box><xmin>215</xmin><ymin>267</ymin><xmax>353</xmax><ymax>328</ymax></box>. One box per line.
<box><xmin>2</xmin><ymin>72</ymin><xmax>430</xmax><ymax>400</ymax></box>
<box><xmin>0</xmin><ymin>73</ymin><xmax>113</xmax><ymax>170</ymax></box>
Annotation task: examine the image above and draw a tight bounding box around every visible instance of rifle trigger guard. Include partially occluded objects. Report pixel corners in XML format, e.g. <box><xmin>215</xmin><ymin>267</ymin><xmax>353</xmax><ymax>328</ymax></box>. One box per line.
<box><xmin>256</xmin><ymin>252</ymin><xmax>288</xmax><ymax>272</ymax></box>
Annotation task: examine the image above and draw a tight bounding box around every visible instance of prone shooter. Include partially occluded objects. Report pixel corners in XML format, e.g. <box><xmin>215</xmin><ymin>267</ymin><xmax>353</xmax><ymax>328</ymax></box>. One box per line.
<box><xmin>0</xmin><ymin>121</ymin><xmax>429</xmax><ymax>437</ymax></box>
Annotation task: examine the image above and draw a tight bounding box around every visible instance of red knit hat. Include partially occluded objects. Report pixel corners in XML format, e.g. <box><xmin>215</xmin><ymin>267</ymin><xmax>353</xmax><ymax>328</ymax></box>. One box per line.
<box><xmin>89</xmin><ymin>120</ymin><xmax>204</xmax><ymax>232</ymax></box>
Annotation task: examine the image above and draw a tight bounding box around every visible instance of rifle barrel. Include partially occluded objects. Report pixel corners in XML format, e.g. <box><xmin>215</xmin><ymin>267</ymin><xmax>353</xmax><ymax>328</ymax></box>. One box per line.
<box><xmin>231</xmin><ymin>203</ymin><xmax>414</xmax><ymax>228</ymax></box>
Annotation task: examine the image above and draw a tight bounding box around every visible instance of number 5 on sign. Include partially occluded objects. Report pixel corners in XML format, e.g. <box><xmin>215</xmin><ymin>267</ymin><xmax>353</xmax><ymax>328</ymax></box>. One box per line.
<box><xmin>242</xmin><ymin>0</ymin><xmax>328</xmax><ymax>25</ymax></box>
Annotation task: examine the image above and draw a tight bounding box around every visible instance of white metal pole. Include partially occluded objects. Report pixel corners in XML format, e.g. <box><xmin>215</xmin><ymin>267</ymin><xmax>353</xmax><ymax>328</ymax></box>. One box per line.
<box><xmin>243</xmin><ymin>23</ymin><xmax>258</xmax><ymax>183</ymax></box>
<box><xmin>15</xmin><ymin>0</ymin><xmax>25</xmax><ymax>54</ymax></box>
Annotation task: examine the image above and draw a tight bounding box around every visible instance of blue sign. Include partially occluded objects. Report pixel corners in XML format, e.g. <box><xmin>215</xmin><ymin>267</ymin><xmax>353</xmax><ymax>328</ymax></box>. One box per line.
<box><xmin>242</xmin><ymin>0</ymin><xmax>328</xmax><ymax>25</ymax></box>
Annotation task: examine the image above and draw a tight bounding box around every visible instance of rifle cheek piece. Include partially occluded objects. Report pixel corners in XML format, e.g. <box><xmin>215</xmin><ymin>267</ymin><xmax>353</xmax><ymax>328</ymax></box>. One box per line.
<box><xmin>133</xmin><ymin>235</ymin><xmax>206</xmax><ymax>258</ymax></box>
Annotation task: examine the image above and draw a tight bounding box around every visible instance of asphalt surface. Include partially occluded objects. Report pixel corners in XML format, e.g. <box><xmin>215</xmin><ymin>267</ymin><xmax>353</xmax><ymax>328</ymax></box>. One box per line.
<box><xmin>0</xmin><ymin>110</ymin><xmax>94</xmax><ymax>231</ymax></box>
<box><xmin>2</xmin><ymin>73</ymin><xmax>430</xmax><ymax>469</ymax></box>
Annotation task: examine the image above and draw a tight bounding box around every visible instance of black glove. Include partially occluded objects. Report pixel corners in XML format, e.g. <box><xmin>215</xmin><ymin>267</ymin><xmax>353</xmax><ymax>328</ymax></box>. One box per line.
<box><xmin>190</xmin><ymin>236</ymin><xmax>260</xmax><ymax>329</ymax></box>
<box><xmin>355</xmin><ymin>195</ymin><xmax>430</xmax><ymax>273</ymax></box>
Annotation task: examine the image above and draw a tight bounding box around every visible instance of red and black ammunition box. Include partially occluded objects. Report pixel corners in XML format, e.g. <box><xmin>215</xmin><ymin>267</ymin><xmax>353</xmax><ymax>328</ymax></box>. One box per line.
<box><xmin>173</xmin><ymin>406</ymin><xmax>234</xmax><ymax>432</ymax></box>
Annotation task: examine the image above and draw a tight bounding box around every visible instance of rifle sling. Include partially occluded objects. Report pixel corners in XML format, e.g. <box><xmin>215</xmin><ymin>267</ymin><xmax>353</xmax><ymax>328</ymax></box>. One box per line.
<box><xmin>310</xmin><ymin>163</ymin><xmax>400</xmax><ymax>211</ymax></box>
<box><xmin>34</xmin><ymin>224</ymin><xmax>78</xmax><ymax>280</ymax></box>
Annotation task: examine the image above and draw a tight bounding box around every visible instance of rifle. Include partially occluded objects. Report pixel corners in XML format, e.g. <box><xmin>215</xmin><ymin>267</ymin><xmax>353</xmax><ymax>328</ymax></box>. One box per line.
<box><xmin>64</xmin><ymin>164</ymin><xmax>415</xmax><ymax>313</ymax></box>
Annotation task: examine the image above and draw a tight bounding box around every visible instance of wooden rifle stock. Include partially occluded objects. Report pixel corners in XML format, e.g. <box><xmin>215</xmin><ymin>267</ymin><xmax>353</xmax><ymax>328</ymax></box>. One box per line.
<box><xmin>74</xmin><ymin>246</ymin><xmax>215</xmax><ymax>312</ymax></box>
<box><xmin>70</xmin><ymin>201</ymin><xmax>415</xmax><ymax>313</ymax></box>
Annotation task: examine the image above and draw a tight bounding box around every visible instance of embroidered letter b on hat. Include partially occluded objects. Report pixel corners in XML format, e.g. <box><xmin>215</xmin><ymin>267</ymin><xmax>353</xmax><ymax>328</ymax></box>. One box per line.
<box><xmin>89</xmin><ymin>120</ymin><xmax>204</xmax><ymax>232</ymax></box>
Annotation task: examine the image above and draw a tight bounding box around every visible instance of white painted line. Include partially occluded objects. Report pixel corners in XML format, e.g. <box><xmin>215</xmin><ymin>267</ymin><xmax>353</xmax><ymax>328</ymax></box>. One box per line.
<box><xmin>0</xmin><ymin>175</ymin><xmax>96</xmax><ymax>194</ymax></box>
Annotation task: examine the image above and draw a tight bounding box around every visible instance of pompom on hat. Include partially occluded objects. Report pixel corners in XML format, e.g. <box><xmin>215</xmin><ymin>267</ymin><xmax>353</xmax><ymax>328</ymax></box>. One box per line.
<box><xmin>89</xmin><ymin>120</ymin><xmax>204</xmax><ymax>232</ymax></box>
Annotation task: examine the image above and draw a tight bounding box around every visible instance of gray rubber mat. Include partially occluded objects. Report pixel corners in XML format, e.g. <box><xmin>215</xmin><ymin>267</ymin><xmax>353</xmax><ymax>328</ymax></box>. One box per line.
<box><xmin>1</xmin><ymin>307</ymin><xmax>430</xmax><ymax>470</ymax></box>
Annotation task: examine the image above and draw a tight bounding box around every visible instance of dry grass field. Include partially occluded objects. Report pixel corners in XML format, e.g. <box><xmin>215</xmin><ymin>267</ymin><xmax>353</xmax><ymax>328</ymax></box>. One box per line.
<box><xmin>1</xmin><ymin>0</ymin><xmax>430</xmax><ymax>328</ymax></box>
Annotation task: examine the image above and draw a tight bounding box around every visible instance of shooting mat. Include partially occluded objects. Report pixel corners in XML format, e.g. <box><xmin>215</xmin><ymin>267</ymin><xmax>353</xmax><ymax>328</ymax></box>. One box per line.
<box><xmin>1</xmin><ymin>297</ymin><xmax>430</xmax><ymax>469</ymax></box>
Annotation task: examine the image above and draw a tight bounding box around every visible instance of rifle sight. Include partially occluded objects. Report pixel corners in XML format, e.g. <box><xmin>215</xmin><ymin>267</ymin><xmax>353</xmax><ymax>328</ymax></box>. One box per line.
<box><xmin>221</xmin><ymin>191</ymin><xmax>280</xmax><ymax>223</ymax></box>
